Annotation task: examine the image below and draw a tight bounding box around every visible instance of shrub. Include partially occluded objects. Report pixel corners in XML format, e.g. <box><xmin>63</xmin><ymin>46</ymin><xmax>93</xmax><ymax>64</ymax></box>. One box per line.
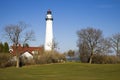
<box><xmin>92</xmin><ymin>54</ymin><xmax>120</xmax><ymax>64</ymax></box>
<box><xmin>34</xmin><ymin>51</ymin><xmax>66</xmax><ymax>64</ymax></box>
<box><xmin>0</xmin><ymin>53</ymin><xmax>15</xmax><ymax>68</ymax></box>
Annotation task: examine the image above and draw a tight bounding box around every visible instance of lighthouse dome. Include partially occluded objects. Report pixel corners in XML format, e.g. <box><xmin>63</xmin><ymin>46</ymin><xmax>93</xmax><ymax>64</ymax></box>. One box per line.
<box><xmin>47</xmin><ymin>9</ymin><xmax>52</xmax><ymax>14</ymax></box>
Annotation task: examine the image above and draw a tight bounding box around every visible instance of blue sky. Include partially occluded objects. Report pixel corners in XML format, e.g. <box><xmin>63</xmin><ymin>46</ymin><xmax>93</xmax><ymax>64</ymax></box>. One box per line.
<box><xmin>0</xmin><ymin>0</ymin><xmax>120</xmax><ymax>52</ymax></box>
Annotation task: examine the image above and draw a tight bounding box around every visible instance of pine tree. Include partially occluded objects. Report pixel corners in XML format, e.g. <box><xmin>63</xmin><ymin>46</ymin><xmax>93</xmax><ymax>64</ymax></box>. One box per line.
<box><xmin>3</xmin><ymin>42</ymin><xmax>9</xmax><ymax>53</ymax></box>
<box><xmin>23</xmin><ymin>43</ymin><xmax>29</xmax><ymax>47</ymax></box>
<box><xmin>0</xmin><ymin>42</ymin><xmax>4</xmax><ymax>53</ymax></box>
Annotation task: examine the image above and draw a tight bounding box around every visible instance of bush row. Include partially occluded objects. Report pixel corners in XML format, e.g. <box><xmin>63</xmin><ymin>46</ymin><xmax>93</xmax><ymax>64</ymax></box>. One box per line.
<box><xmin>92</xmin><ymin>54</ymin><xmax>120</xmax><ymax>64</ymax></box>
<box><xmin>0</xmin><ymin>51</ymin><xmax>66</xmax><ymax>68</ymax></box>
<box><xmin>80</xmin><ymin>53</ymin><xmax>120</xmax><ymax>64</ymax></box>
<box><xmin>22</xmin><ymin>52</ymin><xmax>66</xmax><ymax>65</ymax></box>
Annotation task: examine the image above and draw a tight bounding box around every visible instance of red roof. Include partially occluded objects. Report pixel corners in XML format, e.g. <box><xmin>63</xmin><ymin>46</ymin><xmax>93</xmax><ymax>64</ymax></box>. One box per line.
<box><xmin>10</xmin><ymin>44</ymin><xmax>43</xmax><ymax>55</ymax></box>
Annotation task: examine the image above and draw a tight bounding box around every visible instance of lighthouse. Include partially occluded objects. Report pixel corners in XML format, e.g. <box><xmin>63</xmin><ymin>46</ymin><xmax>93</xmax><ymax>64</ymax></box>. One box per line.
<box><xmin>44</xmin><ymin>10</ymin><xmax>53</xmax><ymax>51</ymax></box>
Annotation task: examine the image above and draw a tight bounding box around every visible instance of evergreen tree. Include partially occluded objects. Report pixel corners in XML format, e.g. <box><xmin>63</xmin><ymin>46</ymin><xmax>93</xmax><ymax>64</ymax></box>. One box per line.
<box><xmin>3</xmin><ymin>42</ymin><xmax>9</xmax><ymax>53</ymax></box>
<box><xmin>23</xmin><ymin>43</ymin><xmax>29</xmax><ymax>47</ymax></box>
<box><xmin>0</xmin><ymin>42</ymin><xmax>4</xmax><ymax>53</ymax></box>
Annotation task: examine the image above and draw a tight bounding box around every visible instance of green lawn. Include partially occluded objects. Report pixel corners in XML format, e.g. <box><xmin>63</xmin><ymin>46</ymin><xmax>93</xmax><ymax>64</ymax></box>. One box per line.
<box><xmin>0</xmin><ymin>62</ymin><xmax>120</xmax><ymax>80</ymax></box>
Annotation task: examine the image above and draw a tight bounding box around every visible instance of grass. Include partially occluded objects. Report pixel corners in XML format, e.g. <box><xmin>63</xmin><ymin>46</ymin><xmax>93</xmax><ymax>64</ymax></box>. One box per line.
<box><xmin>0</xmin><ymin>62</ymin><xmax>120</xmax><ymax>80</ymax></box>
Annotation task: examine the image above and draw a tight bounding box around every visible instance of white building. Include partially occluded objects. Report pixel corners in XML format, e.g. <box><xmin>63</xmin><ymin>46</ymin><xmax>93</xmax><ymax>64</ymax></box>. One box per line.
<box><xmin>44</xmin><ymin>10</ymin><xmax>54</xmax><ymax>51</ymax></box>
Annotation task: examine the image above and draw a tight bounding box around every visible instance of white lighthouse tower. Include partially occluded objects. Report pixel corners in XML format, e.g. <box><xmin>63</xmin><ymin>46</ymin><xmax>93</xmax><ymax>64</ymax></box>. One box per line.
<box><xmin>44</xmin><ymin>10</ymin><xmax>53</xmax><ymax>51</ymax></box>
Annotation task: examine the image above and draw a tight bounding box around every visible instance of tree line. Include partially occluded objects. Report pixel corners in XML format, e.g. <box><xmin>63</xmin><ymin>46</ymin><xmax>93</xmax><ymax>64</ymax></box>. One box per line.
<box><xmin>0</xmin><ymin>42</ymin><xmax>9</xmax><ymax>53</ymax></box>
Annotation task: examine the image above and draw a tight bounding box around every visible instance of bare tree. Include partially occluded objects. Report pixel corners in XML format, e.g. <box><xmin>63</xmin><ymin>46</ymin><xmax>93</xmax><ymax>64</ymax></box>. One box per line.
<box><xmin>52</xmin><ymin>39</ymin><xmax>58</xmax><ymax>51</ymax></box>
<box><xmin>4</xmin><ymin>22</ymin><xmax>34</xmax><ymax>68</ymax></box>
<box><xmin>77</xmin><ymin>27</ymin><xmax>103</xmax><ymax>64</ymax></box>
<box><xmin>78</xmin><ymin>41</ymin><xmax>90</xmax><ymax>63</ymax></box>
<box><xmin>110</xmin><ymin>33</ymin><xmax>120</xmax><ymax>57</ymax></box>
<box><xmin>46</xmin><ymin>39</ymin><xmax>58</xmax><ymax>52</ymax></box>
<box><xmin>96</xmin><ymin>38</ymin><xmax>112</xmax><ymax>55</ymax></box>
